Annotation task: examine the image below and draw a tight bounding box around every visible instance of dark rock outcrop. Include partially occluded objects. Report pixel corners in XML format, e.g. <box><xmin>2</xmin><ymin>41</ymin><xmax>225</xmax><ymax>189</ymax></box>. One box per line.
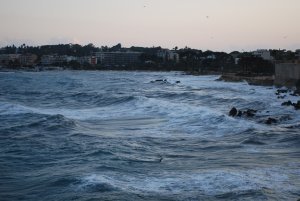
<box><xmin>244</xmin><ymin>109</ymin><xmax>257</xmax><ymax>117</ymax></box>
<box><xmin>282</xmin><ymin>100</ymin><xmax>300</xmax><ymax>110</ymax></box>
<box><xmin>229</xmin><ymin>107</ymin><xmax>238</xmax><ymax>117</ymax></box>
<box><xmin>229</xmin><ymin>108</ymin><xmax>257</xmax><ymax>118</ymax></box>
<box><xmin>290</xmin><ymin>92</ymin><xmax>299</xmax><ymax>97</ymax></box>
<box><xmin>265</xmin><ymin>117</ymin><xmax>278</xmax><ymax>125</ymax></box>
<box><xmin>151</xmin><ymin>79</ymin><xmax>169</xmax><ymax>84</ymax></box>
<box><xmin>277</xmin><ymin>89</ymin><xmax>288</xmax><ymax>94</ymax></box>
<box><xmin>277</xmin><ymin>95</ymin><xmax>286</xmax><ymax>99</ymax></box>
<box><xmin>282</xmin><ymin>101</ymin><xmax>293</xmax><ymax>106</ymax></box>
<box><xmin>294</xmin><ymin>101</ymin><xmax>300</xmax><ymax>110</ymax></box>
<box><xmin>237</xmin><ymin>111</ymin><xmax>243</xmax><ymax>117</ymax></box>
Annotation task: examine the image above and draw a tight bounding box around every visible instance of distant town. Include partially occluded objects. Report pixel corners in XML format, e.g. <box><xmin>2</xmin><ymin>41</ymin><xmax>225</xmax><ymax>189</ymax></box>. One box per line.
<box><xmin>0</xmin><ymin>43</ymin><xmax>300</xmax><ymax>87</ymax></box>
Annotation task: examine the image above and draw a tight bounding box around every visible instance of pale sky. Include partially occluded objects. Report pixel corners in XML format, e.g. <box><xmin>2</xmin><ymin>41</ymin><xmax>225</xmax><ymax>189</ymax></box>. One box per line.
<box><xmin>0</xmin><ymin>0</ymin><xmax>299</xmax><ymax>52</ymax></box>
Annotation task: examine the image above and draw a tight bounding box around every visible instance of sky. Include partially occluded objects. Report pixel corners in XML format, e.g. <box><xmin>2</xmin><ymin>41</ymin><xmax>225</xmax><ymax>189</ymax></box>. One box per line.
<box><xmin>0</xmin><ymin>0</ymin><xmax>299</xmax><ymax>52</ymax></box>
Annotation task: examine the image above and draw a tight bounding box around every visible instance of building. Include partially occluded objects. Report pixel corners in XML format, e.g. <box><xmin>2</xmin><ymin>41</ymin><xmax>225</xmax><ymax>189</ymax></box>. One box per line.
<box><xmin>157</xmin><ymin>49</ymin><xmax>179</xmax><ymax>63</ymax></box>
<box><xmin>206</xmin><ymin>54</ymin><xmax>216</xmax><ymax>60</ymax></box>
<box><xmin>234</xmin><ymin>58</ymin><xmax>241</xmax><ymax>65</ymax></box>
<box><xmin>76</xmin><ymin>56</ymin><xmax>97</xmax><ymax>65</ymax></box>
<box><xmin>41</xmin><ymin>55</ymin><xmax>76</xmax><ymax>66</ymax></box>
<box><xmin>90</xmin><ymin>56</ymin><xmax>97</xmax><ymax>66</ymax></box>
<box><xmin>252</xmin><ymin>49</ymin><xmax>274</xmax><ymax>61</ymax></box>
<box><xmin>41</xmin><ymin>55</ymin><xmax>58</xmax><ymax>66</ymax></box>
<box><xmin>19</xmin><ymin>54</ymin><xmax>38</xmax><ymax>66</ymax></box>
<box><xmin>95</xmin><ymin>51</ymin><xmax>141</xmax><ymax>66</ymax></box>
<box><xmin>0</xmin><ymin>54</ymin><xmax>21</xmax><ymax>65</ymax></box>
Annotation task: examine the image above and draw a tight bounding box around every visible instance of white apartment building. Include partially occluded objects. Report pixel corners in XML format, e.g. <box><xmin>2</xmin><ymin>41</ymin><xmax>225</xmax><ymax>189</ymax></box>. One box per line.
<box><xmin>157</xmin><ymin>49</ymin><xmax>179</xmax><ymax>63</ymax></box>
<box><xmin>252</xmin><ymin>49</ymin><xmax>274</xmax><ymax>61</ymax></box>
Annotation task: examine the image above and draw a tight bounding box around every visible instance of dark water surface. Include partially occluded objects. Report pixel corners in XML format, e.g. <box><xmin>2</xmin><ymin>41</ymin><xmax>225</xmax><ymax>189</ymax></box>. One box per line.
<box><xmin>0</xmin><ymin>71</ymin><xmax>299</xmax><ymax>200</ymax></box>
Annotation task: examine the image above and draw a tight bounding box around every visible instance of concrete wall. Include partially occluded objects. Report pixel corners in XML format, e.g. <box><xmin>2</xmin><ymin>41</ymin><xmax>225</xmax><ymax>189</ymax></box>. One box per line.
<box><xmin>275</xmin><ymin>63</ymin><xmax>300</xmax><ymax>87</ymax></box>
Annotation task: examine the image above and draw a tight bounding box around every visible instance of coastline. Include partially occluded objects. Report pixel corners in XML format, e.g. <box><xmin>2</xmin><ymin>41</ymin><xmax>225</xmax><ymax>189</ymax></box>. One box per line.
<box><xmin>217</xmin><ymin>73</ymin><xmax>275</xmax><ymax>86</ymax></box>
<box><xmin>0</xmin><ymin>67</ymin><xmax>296</xmax><ymax>91</ymax></box>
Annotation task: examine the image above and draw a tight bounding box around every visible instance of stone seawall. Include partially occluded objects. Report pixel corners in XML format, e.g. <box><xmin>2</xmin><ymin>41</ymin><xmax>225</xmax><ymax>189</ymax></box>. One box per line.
<box><xmin>275</xmin><ymin>63</ymin><xmax>300</xmax><ymax>87</ymax></box>
<box><xmin>219</xmin><ymin>74</ymin><xmax>274</xmax><ymax>86</ymax></box>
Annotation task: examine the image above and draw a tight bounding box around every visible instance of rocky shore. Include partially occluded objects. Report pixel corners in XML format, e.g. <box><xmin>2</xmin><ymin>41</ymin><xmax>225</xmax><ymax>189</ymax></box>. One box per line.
<box><xmin>218</xmin><ymin>73</ymin><xmax>274</xmax><ymax>86</ymax></box>
<box><xmin>228</xmin><ymin>88</ymin><xmax>300</xmax><ymax>126</ymax></box>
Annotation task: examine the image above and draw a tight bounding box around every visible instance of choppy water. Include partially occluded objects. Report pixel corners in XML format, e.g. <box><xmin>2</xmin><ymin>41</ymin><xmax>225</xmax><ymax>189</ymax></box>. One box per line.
<box><xmin>0</xmin><ymin>71</ymin><xmax>299</xmax><ymax>201</ymax></box>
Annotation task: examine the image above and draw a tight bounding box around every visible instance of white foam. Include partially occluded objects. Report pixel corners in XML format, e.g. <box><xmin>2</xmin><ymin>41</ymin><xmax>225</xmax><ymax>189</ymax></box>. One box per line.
<box><xmin>78</xmin><ymin>166</ymin><xmax>300</xmax><ymax>195</ymax></box>
<box><xmin>0</xmin><ymin>102</ymin><xmax>33</xmax><ymax>115</ymax></box>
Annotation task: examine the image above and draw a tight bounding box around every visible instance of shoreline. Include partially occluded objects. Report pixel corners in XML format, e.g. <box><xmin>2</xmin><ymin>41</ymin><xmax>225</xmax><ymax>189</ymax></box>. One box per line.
<box><xmin>217</xmin><ymin>73</ymin><xmax>275</xmax><ymax>86</ymax></box>
<box><xmin>0</xmin><ymin>67</ymin><xmax>297</xmax><ymax>90</ymax></box>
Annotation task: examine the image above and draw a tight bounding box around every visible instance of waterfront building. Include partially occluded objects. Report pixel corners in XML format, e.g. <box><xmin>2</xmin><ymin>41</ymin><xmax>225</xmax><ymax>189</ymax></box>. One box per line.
<box><xmin>19</xmin><ymin>54</ymin><xmax>38</xmax><ymax>66</ymax></box>
<box><xmin>41</xmin><ymin>55</ymin><xmax>76</xmax><ymax>66</ymax></box>
<box><xmin>95</xmin><ymin>51</ymin><xmax>141</xmax><ymax>67</ymax></box>
<box><xmin>252</xmin><ymin>49</ymin><xmax>274</xmax><ymax>61</ymax></box>
<box><xmin>157</xmin><ymin>49</ymin><xmax>179</xmax><ymax>63</ymax></box>
<box><xmin>76</xmin><ymin>56</ymin><xmax>97</xmax><ymax>65</ymax></box>
<box><xmin>0</xmin><ymin>54</ymin><xmax>21</xmax><ymax>65</ymax></box>
<box><xmin>207</xmin><ymin>54</ymin><xmax>216</xmax><ymax>60</ymax></box>
<box><xmin>235</xmin><ymin>58</ymin><xmax>241</xmax><ymax>65</ymax></box>
<box><xmin>90</xmin><ymin>56</ymin><xmax>97</xmax><ymax>66</ymax></box>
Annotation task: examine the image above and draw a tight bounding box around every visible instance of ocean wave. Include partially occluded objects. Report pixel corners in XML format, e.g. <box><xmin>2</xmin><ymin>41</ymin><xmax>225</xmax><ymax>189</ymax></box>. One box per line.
<box><xmin>0</xmin><ymin>102</ymin><xmax>33</xmax><ymax>115</ymax></box>
<box><xmin>75</xmin><ymin>166</ymin><xmax>299</xmax><ymax>196</ymax></box>
<box><xmin>0</xmin><ymin>113</ymin><xmax>77</xmax><ymax>133</ymax></box>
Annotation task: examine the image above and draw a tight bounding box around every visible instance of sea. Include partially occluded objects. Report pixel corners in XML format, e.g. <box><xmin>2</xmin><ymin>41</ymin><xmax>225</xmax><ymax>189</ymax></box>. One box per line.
<box><xmin>0</xmin><ymin>71</ymin><xmax>299</xmax><ymax>201</ymax></box>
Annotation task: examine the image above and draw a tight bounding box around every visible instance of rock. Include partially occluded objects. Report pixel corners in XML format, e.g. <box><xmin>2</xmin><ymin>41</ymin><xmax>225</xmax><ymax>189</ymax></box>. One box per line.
<box><xmin>237</xmin><ymin>110</ymin><xmax>243</xmax><ymax>117</ymax></box>
<box><xmin>151</xmin><ymin>79</ymin><xmax>169</xmax><ymax>84</ymax></box>
<box><xmin>294</xmin><ymin>101</ymin><xmax>300</xmax><ymax>110</ymax></box>
<box><xmin>229</xmin><ymin>107</ymin><xmax>238</xmax><ymax>117</ymax></box>
<box><xmin>265</xmin><ymin>118</ymin><xmax>278</xmax><ymax>125</ymax></box>
<box><xmin>290</xmin><ymin>92</ymin><xmax>299</xmax><ymax>97</ymax></box>
<box><xmin>244</xmin><ymin>109</ymin><xmax>257</xmax><ymax>117</ymax></box>
<box><xmin>282</xmin><ymin>101</ymin><xmax>293</xmax><ymax>106</ymax></box>
<box><xmin>175</xmin><ymin>81</ymin><xmax>181</xmax><ymax>84</ymax></box>
<box><xmin>277</xmin><ymin>89</ymin><xmax>288</xmax><ymax>94</ymax></box>
<box><xmin>277</xmin><ymin>95</ymin><xmax>286</xmax><ymax>99</ymax></box>
<box><xmin>279</xmin><ymin>115</ymin><xmax>292</xmax><ymax>121</ymax></box>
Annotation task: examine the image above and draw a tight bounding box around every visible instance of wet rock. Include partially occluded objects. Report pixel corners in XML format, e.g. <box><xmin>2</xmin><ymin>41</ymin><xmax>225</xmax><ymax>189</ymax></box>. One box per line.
<box><xmin>277</xmin><ymin>95</ymin><xmax>286</xmax><ymax>99</ymax></box>
<box><xmin>294</xmin><ymin>101</ymin><xmax>300</xmax><ymax>110</ymax></box>
<box><xmin>290</xmin><ymin>92</ymin><xmax>299</xmax><ymax>97</ymax></box>
<box><xmin>229</xmin><ymin>107</ymin><xmax>238</xmax><ymax>117</ymax></box>
<box><xmin>244</xmin><ymin>109</ymin><xmax>257</xmax><ymax>117</ymax></box>
<box><xmin>282</xmin><ymin>101</ymin><xmax>293</xmax><ymax>106</ymax></box>
<box><xmin>277</xmin><ymin>89</ymin><xmax>288</xmax><ymax>94</ymax></box>
<box><xmin>279</xmin><ymin>115</ymin><xmax>292</xmax><ymax>121</ymax></box>
<box><xmin>237</xmin><ymin>110</ymin><xmax>243</xmax><ymax>117</ymax></box>
<box><xmin>229</xmin><ymin>108</ymin><xmax>257</xmax><ymax>118</ymax></box>
<box><xmin>151</xmin><ymin>79</ymin><xmax>169</xmax><ymax>84</ymax></box>
<box><xmin>265</xmin><ymin>117</ymin><xmax>278</xmax><ymax>125</ymax></box>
